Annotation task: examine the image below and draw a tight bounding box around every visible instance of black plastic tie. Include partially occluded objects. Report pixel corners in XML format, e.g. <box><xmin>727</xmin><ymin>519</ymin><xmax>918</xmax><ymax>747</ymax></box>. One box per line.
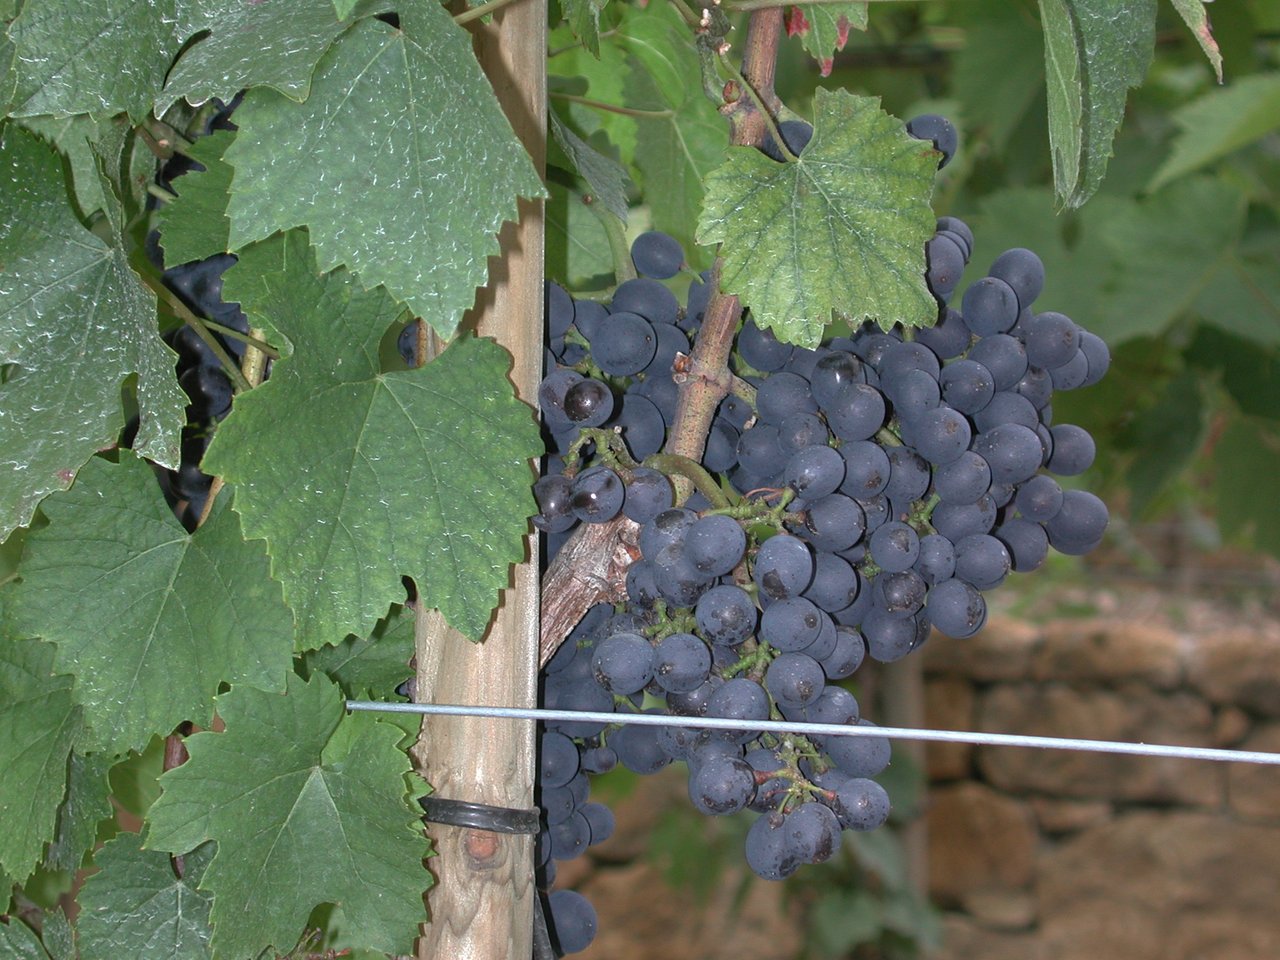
<box><xmin>418</xmin><ymin>796</ymin><xmax>541</xmax><ymax>835</ymax></box>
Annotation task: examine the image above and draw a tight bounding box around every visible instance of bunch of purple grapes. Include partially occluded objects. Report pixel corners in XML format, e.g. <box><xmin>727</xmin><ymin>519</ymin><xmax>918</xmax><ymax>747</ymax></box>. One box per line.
<box><xmin>532</xmin><ymin>118</ymin><xmax>1110</xmax><ymax>956</ymax></box>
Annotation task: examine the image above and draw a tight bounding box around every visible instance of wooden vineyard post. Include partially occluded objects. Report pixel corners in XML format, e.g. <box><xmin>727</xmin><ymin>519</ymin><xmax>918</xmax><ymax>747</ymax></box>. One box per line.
<box><xmin>412</xmin><ymin>4</ymin><xmax>546</xmax><ymax>958</ymax></box>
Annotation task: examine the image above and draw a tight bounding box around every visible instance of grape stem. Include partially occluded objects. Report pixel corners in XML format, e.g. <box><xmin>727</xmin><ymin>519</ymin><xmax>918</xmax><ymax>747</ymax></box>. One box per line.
<box><xmin>585</xmin><ymin>194</ymin><xmax>637</xmax><ymax>285</ymax></box>
<box><xmin>549</xmin><ymin>92</ymin><xmax>674</xmax><ymax>120</ymax></box>
<box><xmin>875</xmin><ymin>425</ymin><xmax>903</xmax><ymax>448</ymax></box>
<box><xmin>197</xmin><ymin>325</ymin><xmax>270</xmax><ymax>529</ymax></box>
<box><xmin>145</xmin><ymin>276</ymin><xmax>254</xmax><ymax>394</ymax></box>
<box><xmin>644</xmin><ymin>453</ymin><xmax>732</xmax><ymax>510</ymax></box>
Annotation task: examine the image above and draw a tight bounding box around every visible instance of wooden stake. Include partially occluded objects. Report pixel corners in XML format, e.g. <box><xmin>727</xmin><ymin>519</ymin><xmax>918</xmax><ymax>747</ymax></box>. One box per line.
<box><xmin>413</xmin><ymin>3</ymin><xmax>545</xmax><ymax>957</ymax></box>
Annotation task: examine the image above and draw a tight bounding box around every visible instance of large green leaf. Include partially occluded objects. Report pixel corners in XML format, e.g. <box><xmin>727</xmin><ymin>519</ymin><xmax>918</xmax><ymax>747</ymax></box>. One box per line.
<box><xmin>223</xmin><ymin>13</ymin><xmax>544</xmax><ymax>338</ymax></box>
<box><xmin>0</xmin><ymin>127</ymin><xmax>186</xmax><ymax>540</ymax></box>
<box><xmin>7</xmin><ymin>0</ymin><xmax>181</xmax><ymax>120</ymax></box>
<box><xmin>301</xmin><ymin>603</ymin><xmax>414</xmax><ymax>700</ymax></box>
<box><xmin>206</xmin><ymin>231</ymin><xmax>540</xmax><ymax>646</ymax></box>
<box><xmin>0</xmin><ymin>632</ymin><xmax>81</xmax><ymax>882</ymax></box>
<box><xmin>623</xmin><ymin>5</ymin><xmax>726</xmax><ymax>261</ymax></box>
<box><xmin>547</xmin><ymin>24</ymin><xmax>635</xmax><ymax>163</ymax></box>
<box><xmin>77</xmin><ymin>835</ymin><xmax>214</xmax><ymax>960</ymax></box>
<box><xmin>697</xmin><ymin>88</ymin><xmax>938</xmax><ymax>347</ymax></box>
<box><xmin>7</xmin><ymin>454</ymin><xmax>293</xmax><ymax>754</ymax></box>
<box><xmin>1148</xmin><ymin>74</ymin><xmax>1280</xmax><ymax>191</ymax></box>
<box><xmin>145</xmin><ymin>674</ymin><xmax>429</xmax><ymax>959</ymax></box>
<box><xmin>1038</xmin><ymin>0</ymin><xmax>1156</xmax><ymax>208</ymax></box>
<box><xmin>785</xmin><ymin>3</ymin><xmax>868</xmax><ymax>77</ymax></box>
<box><xmin>155</xmin><ymin>130</ymin><xmax>234</xmax><ymax>265</ymax></box>
<box><xmin>159</xmin><ymin>0</ymin><xmax>391</xmax><ymax>112</ymax></box>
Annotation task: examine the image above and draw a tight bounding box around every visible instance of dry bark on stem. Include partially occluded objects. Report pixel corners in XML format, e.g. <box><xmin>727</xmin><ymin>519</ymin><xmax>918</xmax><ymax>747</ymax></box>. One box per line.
<box><xmin>412</xmin><ymin>5</ymin><xmax>544</xmax><ymax>958</ymax></box>
<box><xmin>536</xmin><ymin>9</ymin><xmax>787</xmax><ymax>663</ymax></box>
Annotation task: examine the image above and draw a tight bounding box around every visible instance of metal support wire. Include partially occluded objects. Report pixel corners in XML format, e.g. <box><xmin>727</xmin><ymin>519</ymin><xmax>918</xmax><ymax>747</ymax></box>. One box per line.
<box><xmin>346</xmin><ymin>700</ymin><xmax>1280</xmax><ymax>767</ymax></box>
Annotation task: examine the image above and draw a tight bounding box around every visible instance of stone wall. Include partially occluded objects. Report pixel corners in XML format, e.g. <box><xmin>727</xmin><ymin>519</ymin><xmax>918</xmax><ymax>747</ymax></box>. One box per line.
<box><xmin>922</xmin><ymin>612</ymin><xmax>1280</xmax><ymax>960</ymax></box>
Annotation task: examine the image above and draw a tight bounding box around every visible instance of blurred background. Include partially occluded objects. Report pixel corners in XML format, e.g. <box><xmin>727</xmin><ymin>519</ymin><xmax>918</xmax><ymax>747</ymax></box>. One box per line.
<box><xmin>554</xmin><ymin>0</ymin><xmax>1280</xmax><ymax>957</ymax></box>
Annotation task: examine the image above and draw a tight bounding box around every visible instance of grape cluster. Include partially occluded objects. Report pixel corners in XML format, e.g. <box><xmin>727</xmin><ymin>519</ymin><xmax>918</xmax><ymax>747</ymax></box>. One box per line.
<box><xmin>533</xmin><ymin>147</ymin><xmax>1109</xmax><ymax>950</ymax></box>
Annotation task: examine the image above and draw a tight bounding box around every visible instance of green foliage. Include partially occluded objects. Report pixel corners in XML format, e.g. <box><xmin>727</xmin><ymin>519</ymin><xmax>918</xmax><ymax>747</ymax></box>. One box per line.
<box><xmin>222</xmin><ymin>12</ymin><xmax>546</xmax><ymax>337</ymax></box>
<box><xmin>7</xmin><ymin>0</ymin><xmax>183</xmax><ymax>120</ymax></box>
<box><xmin>0</xmin><ymin>127</ymin><xmax>186</xmax><ymax>539</ymax></box>
<box><xmin>1148</xmin><ymin>73</ymin><xmax>1280</xmax><ymax>190</ymax></box>
<box><xmin>789</xmin><ymin>3</ymin><xmax>868</xmax><ymax>78</ymax></box>
<box><xmin>7</xmin><ymin>454</ymin><xmax>293</xmax><ymax>754</ymax></box>
<box><xmin>0</xmin><ymin>633</ymin><xmax>81</xmax><ymax>882</ymax></box>
<box><xmin>146</xmin><ymin>674</ymin><xmax>430</xmax><ymax>958</ymax></box>
<box><xmin>76</xmin><ymin>835</ymin><xmax>214</xmax><ymax>959</ymax></box>
<box><xmin>301</xmin><ymin>603</ymin><xmax>415</xmax><ymax>700</ymax></box>
<box><xmin>549</xmin><ymin>107</ymin><xmax>631</xmax><ymax>221</ymax></box>
<box><xmin>1038</xmin><ymin>0</ymin><xmax>1155</xmax><ymax>208</ymax></box>
<box><xmin>207</xmin><ymin>231</ymin><xmax>541</xmax><ymax>645</ymax></box>
<box><xmin>157</xmin><ymin>0</ymin><xmax>391</xmax><ymax>113</ymax></box>
<box><xmin>155</xmin><ymin>130</ymin><xmax>234</xmax><ymax>265</ymax></box>
<box><xmin>698</xmin><ymin>89</ymin><xmax>938</xmax><ymax>346</ymax></box>
<box><xmin>0</xmin><ymin>0</ymin><xmax>1276</xmax><ymax>954</ymax></box>
<box><xmin>43</xmin><ymin>751</ymin><xmax>113</xmax><ymax>873</ymax></box>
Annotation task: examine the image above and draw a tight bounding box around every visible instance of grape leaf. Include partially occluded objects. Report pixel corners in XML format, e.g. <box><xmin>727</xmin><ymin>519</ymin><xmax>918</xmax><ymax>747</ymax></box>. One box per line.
<box><xmin>549</xmin><ymin>108</ymin><xmax>629</xmax><ymax>222</ymax></box>
<box><xmin>0</xmin><ymin>917</ymin><xmax>47</xmax><ymax>960</ymax></box>
<box><xmin>6</xmin><ymin>454</ymin><xmax>293</xmax><ymax>754</ymax></box>
<box><xmin>1038</xmin><ymin>0</ymin><xmax>1156</xmax><ymax>208</ymax></box>
<box><xmin>1168</xmin><ymin>0</ymin><xmax>1222</xmax><ymax>81</ymax></box>
<box><xmin>951</xmin><ymin>2</ymin><xmax>1045</xmax><ymax>153</ymax></box>
<box><xmin>1187</xmin><ymin>325</ymin><xmax>1280</xmax><ymax>423</ymax></box>
<box><xmin>158</xmin><ymin>0</ymin><xmax>391</xmax><ymax>113</ymax></box>
<box><xmin>15</xmin><ymin>114</ymin><xmax>113</xmax><ymax>220</ymax></box>
<box><xmin>1147</xmin><ymin>74</ymin><xmax>1280</xmax><ymax>191</ymax></box>
<box><xmin>1215</xmin><ymin>417</ymin><xmax>1280</xmax><ymax>556</ymax></box>
<box><xmin>301</xmin><ymin>604</ymin><xmax>414</xmax><ymax>700</ymax></box>
<box><xmin>562</xmin><ymin>0</ymin><xmax>607</xmax><ymax>57</ymax></box>
<box><xmin>223</xmin><ymin>13</ymin><xmax>545</xmax><ymax>338</ymax></box>
<box><xmin>964</xmin><ymin>178</ymin><xmax>1246</xmax><ymax>346</ymax></box>
<box><xmin>206</xmin><ymin>231</ymin><xmax>540</xmax><ymax>646</ymax></box>
<box><xmin>145</xmin><ymin>674</ymin><xmax>430</xmax><ymax>959</ymax></box>
<box><xmin>547</xmin><ymin>181</ymin><xmax>614</xmax><ymax>289</ymax></box>
<box><xmin>156</xmin><ymin>130</ymin><xmax>234</xmax><ymax>265</ymax></box>
<box><xmin>76</xmin><ymin>835</ymin><xmax>213</xmax><ymax>960</ymax></box>
<box><xmin>547</xmin><ymin>24</ymin><xmax>636</xmax><ymax>163</ymax></box>
<box><xmin>1123</xmin><ymin>376</ymin><xmax>1205</xmax><ymax>515</ymax></box>
<box><xmin>697</xmin><ymin>88</ymin><xmax>938</xmax><ymax>347</ymax></box>
<box><xmin>0</xmin><ymin>631</ymin><xmax>82</xmax><ymax>882</ymax></box>
<box><xmin>0</xmin><ymin>126</ymin><xmax>185</xmax><ymax>540</ymax></box>
<box><xmin>624</xmin><ymin>5</ymin><xmax>726</xmax><ymax>261</ymax></box>
<box><xmin>784</xmin><ymin>3</ymin><xmax>867</xmax><ymax>77</ymax></box>
<box><xmin>37</xmin><ymin>911</ymin><xmax>70</xmax><ymax>960</ymax></box>
<box><xmin>7</xmin><ymin>0</ymin><xmax>181</xmax><ymax>120</ymax></box>
<box><xmin>43</xmin><ymin>751</ymin><xmax>113</xmax><ymax>873</ymax></box>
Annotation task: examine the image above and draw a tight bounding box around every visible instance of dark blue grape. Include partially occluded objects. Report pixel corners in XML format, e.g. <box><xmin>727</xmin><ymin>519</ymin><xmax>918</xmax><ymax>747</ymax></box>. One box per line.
<box><xmin>631</xmin><ymin>231</ymin><xmax>685</xmax><ymax>279</ymax></box>
<box><xmin>906</xmin><ymin>113</ymin><xmax>958</xmax><ymax>168</ymax></box>
<box><xmin>611</xmin><ymin>278</ymin><xmax>679</xmax><ymax>325</ymax></box>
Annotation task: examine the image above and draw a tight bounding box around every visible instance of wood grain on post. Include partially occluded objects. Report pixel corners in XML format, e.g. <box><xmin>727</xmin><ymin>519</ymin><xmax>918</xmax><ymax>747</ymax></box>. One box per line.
<box><xmin>412</xmin><ymin>4</ymin><xmax>545</xmax><ymax>958</ymax></box>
